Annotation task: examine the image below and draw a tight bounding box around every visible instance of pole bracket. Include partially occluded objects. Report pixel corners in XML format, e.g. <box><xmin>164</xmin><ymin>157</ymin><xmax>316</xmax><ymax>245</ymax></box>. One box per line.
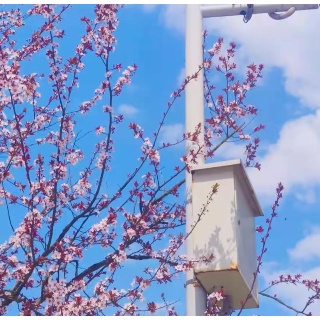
<box><xmin>241</xmin><ymin>4</ymin><xmax>254</xmax><ymax>23</ymax></box>
<box><xmin>268</xmin><ymin>6</ymin><xmax>296</xmax><ymax>20</ymax></box>
<box><xmin>186</xmin><ymin>278</ymin><xmax>202</xmax><ymax>287</ymax></box>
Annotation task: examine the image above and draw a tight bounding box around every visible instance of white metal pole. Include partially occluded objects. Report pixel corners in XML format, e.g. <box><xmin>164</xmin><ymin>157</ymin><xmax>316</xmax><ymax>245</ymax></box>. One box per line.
<box><xmin>185</xmin><ymin>4</ymin><xmax>207</xmax><ymax>317</ymax></box>
<box><xmin>201</xmin><ymin>4</ymin><xmax>318</xmax><ymax>18</ymax></box>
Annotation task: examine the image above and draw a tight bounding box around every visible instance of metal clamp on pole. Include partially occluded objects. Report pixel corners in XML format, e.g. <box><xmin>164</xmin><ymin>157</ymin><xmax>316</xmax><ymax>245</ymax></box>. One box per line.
<box><xmin>241</xmin><ymin>4</ymin><xmax>254</xmax><ymax>23</ymax></box>
<box><xmin>269</xmin><ymin>6</ymin><xmax>296</xmax><ymax>20</ymax></box>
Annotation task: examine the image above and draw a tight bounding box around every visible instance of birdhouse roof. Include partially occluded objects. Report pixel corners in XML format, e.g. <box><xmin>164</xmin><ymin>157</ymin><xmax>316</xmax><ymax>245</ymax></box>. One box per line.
<box><xmin>191</xmin><ymin>159</ymin><xmax>263</xmax><ymax>217</ymax></box>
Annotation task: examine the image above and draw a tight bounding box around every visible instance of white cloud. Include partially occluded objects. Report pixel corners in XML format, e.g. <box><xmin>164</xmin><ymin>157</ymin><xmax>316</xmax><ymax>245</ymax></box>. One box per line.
<box><xmin>261</xmin><ymin>264</ymin><xmax>320</xmax><ymax>316</ymax></box>
<box><xmin>141</xmin><ymin>4</ymin><xmax>185</xmax><ymax>34</ymax></box>
<box><xmin>141</xmin><ymin>4</ymin><xmax>158</xmax><ymax>13</ymax></box>
<box><xmin>247</xmin><ymin>110</ymin><xmax>320</xmax><ymax>204</ymax></box>
<box><xmin>118</xmin><ymin>104</ymin><xmax>139</xmax><ymax>117</ymax></box>
<box><xmin>159</xmin><ymin>123</ymin><xmax>184</xmax><ymax>146</ymax></box>
<box><xmin>152</xmin><ymin>5</ymin><xmax>320</xmax><ymax>109</ymax></box>
<box><xmin>160</xmin><ymin>5</ymin><xmax>185</xmax><ymax>34</ymax></box>
<box><xmin>214</xmin><ymin>141</ymin><xmax>246</xmax><ymax>160</ymax></box>
<box><xmin>294</xmin><ymin>188</ymin><xmax>317</xmax><ymax>205</ymax></box>
<box><xmin>177</xmin><ymin>68</ymin><xmax>185</xmax><ymax>86</ymax></box>
<box><xmin>209</xmin><ymin>120</ymin><xmax>320</xmax><ymax>205</ymax></box>
<box><xmin>288</xmin><ymin>227</ymin><xmax>320</xmax><ymax>262</ymax></box>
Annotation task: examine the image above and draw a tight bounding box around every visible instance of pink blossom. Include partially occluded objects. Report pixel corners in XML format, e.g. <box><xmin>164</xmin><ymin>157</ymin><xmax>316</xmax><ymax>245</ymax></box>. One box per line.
<box><xmin>103</xmin><ymin>105</ymin><xmax>113</xmax><ymax>113</ymax></box>
<box><xmin>208</xmin><ymin>291</ymin><xmax>224</xmax><ymax>302</ymax></box>
<box><xmin>95</xmin><ymin>126</ymin><xmax>106</xmax><ymax>135</ymax></box>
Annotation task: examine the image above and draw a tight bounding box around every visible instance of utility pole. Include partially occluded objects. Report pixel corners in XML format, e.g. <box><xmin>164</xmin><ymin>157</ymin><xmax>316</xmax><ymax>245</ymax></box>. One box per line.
<box><xmin>185</xmin><ymin>3</ymin><xmax>319</xmax><ymax>316</ymax></box>
<box><xmin>185</xmin><ymin>4</ymin><xmax>206</xmax><ymax>317</ymax></box>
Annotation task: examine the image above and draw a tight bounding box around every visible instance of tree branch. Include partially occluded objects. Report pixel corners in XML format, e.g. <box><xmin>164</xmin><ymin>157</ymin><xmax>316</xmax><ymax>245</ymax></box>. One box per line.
<box><xmin>259</xmin><ymin>292</ymin><xmax>309</xmax><ymax>316</ymax></box>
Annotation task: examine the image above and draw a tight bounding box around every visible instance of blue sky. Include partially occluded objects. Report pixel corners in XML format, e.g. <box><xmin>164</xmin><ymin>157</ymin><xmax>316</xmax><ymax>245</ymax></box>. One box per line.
<box><xmin>1</xmin><ymin>4</ymin><xmax>320</xmax><ymax>316</ymax></box>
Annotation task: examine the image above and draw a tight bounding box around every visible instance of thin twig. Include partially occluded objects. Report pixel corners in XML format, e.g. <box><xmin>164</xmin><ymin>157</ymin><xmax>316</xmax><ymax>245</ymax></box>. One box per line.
<box><xmin>259</xmin><ymin>292</ymin><xmax>309</xmax><ymax>316</ymax></box>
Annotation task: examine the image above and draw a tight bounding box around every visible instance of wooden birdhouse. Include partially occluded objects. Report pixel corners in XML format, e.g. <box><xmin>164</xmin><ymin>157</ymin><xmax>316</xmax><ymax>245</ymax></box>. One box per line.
<box><xmin>191</xmin><ymin>159</ymin><xmax>263</xmax><ymax>310</ymax></box>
